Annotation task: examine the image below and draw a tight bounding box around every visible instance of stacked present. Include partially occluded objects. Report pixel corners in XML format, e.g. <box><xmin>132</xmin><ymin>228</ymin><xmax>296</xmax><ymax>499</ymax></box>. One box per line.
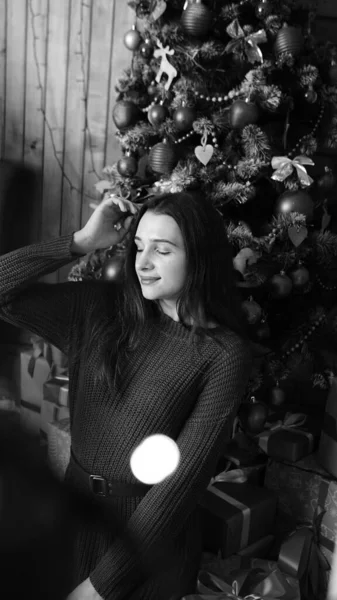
<box><xmin>197</xmin><ymin>382</ymin><xmax>337</xmax><ymax>600</ymax></box>
<box><xmin>19</xmin><ymin>335</ymin><xmax>69</xmax><ymax>437</ymax></box>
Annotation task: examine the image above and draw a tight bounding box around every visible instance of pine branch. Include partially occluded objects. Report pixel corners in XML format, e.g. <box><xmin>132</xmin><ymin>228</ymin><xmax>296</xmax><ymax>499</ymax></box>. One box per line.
<box><xmin>210</xmin><ymin>181</ymin><xmax>254</xmax><ymax>205</ymax></box>
<box><xmin>116</xmin><ymin>123</ymin><xmax>155</xmax><ymax>153</ymax></box>
<box><xmin>242</xmin><ymin>125</ymin><xmax>271</xmax><ymax>162</ymax></box>
<box><xmin>312</xmin><ymin>231</ymin><xmax>337</xmax><ymax>265</ymax></box>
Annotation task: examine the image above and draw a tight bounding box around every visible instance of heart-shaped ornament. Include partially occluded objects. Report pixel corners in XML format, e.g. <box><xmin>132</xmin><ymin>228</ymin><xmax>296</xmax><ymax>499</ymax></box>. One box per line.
<box><xmin>288</xmin><ymin>225</ymin><xmax>308</xmax><ymax>247</ymax></box>
<box><xmin>195</xmin><ymin>144</ymin><xmax>214</xmax><ymax>166</ymax></box>
<box><xmin>151</xmin><ymin>0</ymin><xmax>167</xmax><ymax>21</ymax></box>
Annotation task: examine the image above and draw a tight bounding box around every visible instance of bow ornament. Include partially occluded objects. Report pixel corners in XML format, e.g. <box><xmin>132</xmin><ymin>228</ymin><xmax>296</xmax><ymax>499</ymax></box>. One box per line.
<box><xmin>225</xmin><ymin>19</ymin><xmax>267</xmax><ymax>64</ymax></box>
<box><xmin>271</xmin><ymin>156</ymin><xmax>314</xmax><ymax>187</ymax></box>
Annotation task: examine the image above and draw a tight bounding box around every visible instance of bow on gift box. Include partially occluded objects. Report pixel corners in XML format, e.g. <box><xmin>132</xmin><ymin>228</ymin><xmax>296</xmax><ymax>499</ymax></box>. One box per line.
<box><xmin>271</xmin><ymin>156</ymin><xmax>314</xmax><ymax>187</ymax></box>
<box><xmin>256</xmin><ymin>411</ymin><xmax>312</xmax><ymax>455</ymax></box>
<box><xmin>198</xmin><ymin>571</ymin><xmax>261</xmax><ymax>599</ymax></box>
<box><xmin>182</xmin><ymin>561</ymin><xmax>300</xmax><ymax>599</ymax></box>
<box><xmin>225</xmin><ymin>19</ymin><xmax>267</xmax><ymax>64</ymax></box>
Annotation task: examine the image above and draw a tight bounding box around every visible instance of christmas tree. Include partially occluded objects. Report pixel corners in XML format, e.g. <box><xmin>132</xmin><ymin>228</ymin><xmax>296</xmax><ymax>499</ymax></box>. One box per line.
<box><xmin>69</xmin><ymin>0</ymin><xmax>337</xmax><ymax>409</ymax></box>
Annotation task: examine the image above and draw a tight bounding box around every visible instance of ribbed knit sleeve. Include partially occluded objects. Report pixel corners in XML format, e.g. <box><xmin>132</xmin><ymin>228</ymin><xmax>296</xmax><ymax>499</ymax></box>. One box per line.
<box><xmin>90</xmin><ymin>336</ymin><xmax>251</xmax><ymax>600</ymax></box>
<box><xmin>0</xmin><ymin>234</ymin><xmax>97</xmax><ymax>354</ymax></box>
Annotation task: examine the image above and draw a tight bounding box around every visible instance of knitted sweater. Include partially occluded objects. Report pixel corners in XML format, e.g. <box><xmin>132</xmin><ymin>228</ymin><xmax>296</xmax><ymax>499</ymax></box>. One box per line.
<box><xmin>0</xmin><ymin>234</ymin><xmax>251</xmax><ymax>600</ymax></box>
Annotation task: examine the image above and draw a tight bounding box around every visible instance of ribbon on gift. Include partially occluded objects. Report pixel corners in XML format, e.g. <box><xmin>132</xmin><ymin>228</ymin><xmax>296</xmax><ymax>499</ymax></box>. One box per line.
<box><xmin>28</xmin><ymin>335</ymin><xmax>53</xmax><ymax>378</ymax></box>
<box><xmin>278</xmin><ymin>508</ymin><xmax>330</xmax><ymax>599</ymax></box>
<box><xmin>225</xmin><ymin>19</ymin><xmax>267</xmax><ymax>64</ymax></box>
<box><xmin>210</xmin><ymin>469</ymin><xmax>248</xmax><ymax>486</ymax></box>
<box><xmin>196</xmin><ymin>570</ymin><xmax>261</xmax><ymax>599</ymax></box>
<box><xmin>206</xmin><ymin>482</ymin><xmax>251</xmax><ymax>549</ymax></box>
<box><xmin>183</xmin><ymin>563</ymin><xmax>300</xmax><ymax>600</ymax></box>
<box><xmin>271</xmin><ymin>156</ymin><xmax>314</xmax><ymax>187</ymax></box>
<box><xmin>256</xmin><ymin>412</ymin><xmax>313</xmax><ymax>455</ymax></box>
<box><xmin>322</xmin><ymin>411</ymin><xmax>337</xmax><ymax>442</ymax></box>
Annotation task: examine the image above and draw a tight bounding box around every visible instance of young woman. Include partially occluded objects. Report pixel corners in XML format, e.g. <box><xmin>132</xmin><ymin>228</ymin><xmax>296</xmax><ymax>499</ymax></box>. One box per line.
<box><xmin>0</xmin><ymin>190</ymin><xmax>251</xmax><ymax>600</ymax></box>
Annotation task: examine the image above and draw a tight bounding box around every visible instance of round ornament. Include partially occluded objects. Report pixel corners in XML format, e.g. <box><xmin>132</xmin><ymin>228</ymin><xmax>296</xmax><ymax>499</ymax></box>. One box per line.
<box><xmin>229</xmin><ymin>100</ymin><xmax>259</xmax><ymax>129</ymax></box>
<box><xmin>270</xmin><ymin>382</ymin><xmax>286</xmax><ymax>406</ymax></box>
<box><xmin>147</xmin><ymin>81</ymin><xmax>158</xmax><ymax>96</ymax></box>
<box><xmin>304</xmin><ymin>87</ymin><xmax>317</xmax><ymax>104</ymax></box>
<box><xmin>275</xmin><ymin>25</ymin><xmax>303</xmax><ymax>57</ymax></box>
<box><xmin>117</xmin><ymin>154</ymin><xmax>138</xmax><ymax>177</ymax></box>
<box><xmin>318</xmin><ymin>167</ymin><xmax>336</xmax><ymax>191</ymax></box>
<box><xmin>148</xmin><ymin>103</ymin><xmax>168</xmax><ymax>126</ymax></box>
<box><xmin>241</xmin><ymin>298</ymin><xmax>262</xmax><ymax>325</ymax></box>
<box><xmin>275</xmin><ymin>190</ymin><xmax>314</xmax><ymax>220</ymax></box>
<box><xmin>256</xmin><ymin>320</ymin><xmax>270</xmax><ymax>340</ymax></box>
<box><xmin>255</xmin><ymin>0</ymin><xmax>271</xmax><ymax>19</ymax></box>
<box><xmin>139</xmin><ymin>38</ymin><xmax>154</xmax><ymax>59</ymax></box>
<box><xmin>181</xmin><ymin>0</ymin><xmax>212</xmax><ymax>37</ymax></box>
<box><xmin>290</xmin><ymin>265</ymin><xmax>310</xmax><ymax>288</ymax></box>
<box><xmin>239</xmin><ymin>397</ymin><xmax>268</xmax><ymax>434</ymax></box>
<box><xmin>173</xmin><ymin>105</ymin><xmax>196</xmax><ymax>132</ymax></box>
<box><xmin>113</xmin><ymin>100</ymin><xmax>140</xmax><ymax>130</ymax></box>
<box><xmin>328</xmin><ymin>62</ymin><xmax>337</xmax><ymax>85</ymax></box>
<box><xmin>101</xmin><ymin>255</ymin><xmax>125</xmax><ymax>282</ymax></box>
<box><xmin>149</xmin><ymin>139</ymin><xmax>177</xmax><ymax>174</ymax></box>
<box><xmin>270</xmin><ymin>272</ymin><xmax>293</xmax><ymax>299</ymax></box>
<box><xmin>124</xmin><ymin>27</ymin><xmax>142</xmax><ymax>51</ymax></box>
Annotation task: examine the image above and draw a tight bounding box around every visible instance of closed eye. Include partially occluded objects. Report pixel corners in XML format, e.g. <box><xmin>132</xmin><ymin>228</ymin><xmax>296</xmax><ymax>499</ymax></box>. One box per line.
<box><xmin>135</xmin><ymin>248</ymin><xmax>170</xmax><ymax>255</ymax></box>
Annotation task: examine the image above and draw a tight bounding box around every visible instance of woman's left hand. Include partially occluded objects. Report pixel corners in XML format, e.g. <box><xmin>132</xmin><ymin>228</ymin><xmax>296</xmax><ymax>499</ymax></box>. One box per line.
<box><xmin>66</xmin><ymin>577</ymin><xmax>103</xmax><ymax>600</ymax></box>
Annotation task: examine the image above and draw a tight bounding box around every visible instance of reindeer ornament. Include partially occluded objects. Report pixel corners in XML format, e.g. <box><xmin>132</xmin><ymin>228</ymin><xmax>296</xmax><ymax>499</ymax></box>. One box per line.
<box><xmin>153</xmin><ymin>39</ymin><xmax>178</xmax><ymax>91</ymax></box>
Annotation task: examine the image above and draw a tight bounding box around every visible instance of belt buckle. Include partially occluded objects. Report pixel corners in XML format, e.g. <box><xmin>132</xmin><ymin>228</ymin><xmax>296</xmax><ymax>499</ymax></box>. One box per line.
<box><xmin>89</xmin><ymin>474</ymin><xmax>108</xmax><ymax>497</ymax></box>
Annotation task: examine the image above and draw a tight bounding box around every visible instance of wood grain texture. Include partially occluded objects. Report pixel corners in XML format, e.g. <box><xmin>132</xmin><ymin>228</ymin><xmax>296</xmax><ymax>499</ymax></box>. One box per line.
<box><xmin>41</xmin><ymin>0</ymin><xmax>70</xmax><ymax>282</ymax></box>
<box><xmin>4</xmin><ymin>0</ymin><xmax>27</xmax><ymax>162</ymax></box>
<box><xmin>0</xmin><ymin>1</ymin><xmax>7</xmax><ymax>159</ymax></box>
<box><xmin>24</xmin><ymin>0</ymin><xmax>48</xmax><ymax>243</ymax></box>
<box><xmin>58</xmin><ymin>0</ymin><xmax>91</xmax><ymax>283</ymax></box>
<box><xmin>80</xmin><ymin>0</ymin><xmax>117</xmax><ymax>230</ymax></box>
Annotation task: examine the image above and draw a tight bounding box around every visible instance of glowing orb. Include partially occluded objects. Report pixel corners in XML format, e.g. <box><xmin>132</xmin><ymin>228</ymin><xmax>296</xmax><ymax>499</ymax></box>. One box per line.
<box><xmin>130</xmin><ymin>434</ymin><xmax>180</xmax><ymax>485</ymax></box>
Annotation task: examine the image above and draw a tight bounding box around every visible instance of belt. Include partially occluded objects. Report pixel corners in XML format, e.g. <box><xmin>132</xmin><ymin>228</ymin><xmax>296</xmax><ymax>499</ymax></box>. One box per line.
<box><xmin>70</xmin><ymin>451</ymin><xmax>153</xmax><ymax>498</ymax></box>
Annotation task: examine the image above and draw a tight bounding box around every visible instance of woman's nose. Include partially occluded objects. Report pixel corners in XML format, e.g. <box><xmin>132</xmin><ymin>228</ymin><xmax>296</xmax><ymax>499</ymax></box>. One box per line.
<box><xmin>137</xmin><ymin>250</ymin><xmax>154</xmax><ymax>270</ymax></box>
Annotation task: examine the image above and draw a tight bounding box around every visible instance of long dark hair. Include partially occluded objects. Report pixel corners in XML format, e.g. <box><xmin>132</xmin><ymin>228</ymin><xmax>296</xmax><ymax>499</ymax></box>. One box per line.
<box><xmin>84</xmin><ymin>191</ymin><xmax>247</xmax><ymax>393</ymax></box>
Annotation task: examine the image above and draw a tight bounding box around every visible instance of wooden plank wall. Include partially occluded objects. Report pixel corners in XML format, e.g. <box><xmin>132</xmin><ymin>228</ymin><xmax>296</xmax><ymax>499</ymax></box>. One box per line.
<box><xmin>0</xmin><ymin>0</ymin><xmax>335</xmax><ymax>284</ymax></box>
<box><xmin>0</xmin><ymin>0</ymin><xmax>134</xmax><ymax>283</ymax></box>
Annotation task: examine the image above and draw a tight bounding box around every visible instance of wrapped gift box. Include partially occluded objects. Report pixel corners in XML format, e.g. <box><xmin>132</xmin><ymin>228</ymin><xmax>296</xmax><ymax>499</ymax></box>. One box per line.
<box><xmin>191</xmin><ymin>555</ymin><xmax>300</xmax><ymax>600</ymax></box>
<box><xmin>264</xmin><ymin>452</ymin><xmax>336</xmax><ymax>569</ymax></box>
<box><xmin>43</xmin><ymin>376</ymin><xmax>69</xmax><ymax>406</ymax></box>
<box><xmin>41</xmin><ymin>377</ymin><xmax>70</xmax><ymax>436</ymax></box>
<box><xmin>199</xmin><ymin>481</ymin><xmax>277</xmax><ymax>558</ymax></box>
<box><xmin>47</xmin><ymin>418</ymin><xmax>71</xmax><ymax>479</ymax></box>
<box><xmin>41</xmin><ymin>400</ymin><xmax>69</xmax><ymax>437</ymax></box>
<box><xmin>20</xmin><ymin>347</ymin><xmax>52</xmax><ymax>408</ymax></box>
<box><xmin>256</xmin><ymin>412</ymin><xmax>318</xmax><ymax>463</ymax></box>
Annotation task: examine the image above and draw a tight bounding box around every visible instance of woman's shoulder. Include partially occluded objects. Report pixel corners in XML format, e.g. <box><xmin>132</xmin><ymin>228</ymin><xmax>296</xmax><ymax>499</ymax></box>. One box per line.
<box><xmin>211</xmin><ymin>327</ymin><xmax>252</xmax><ymax>364</ymax></box>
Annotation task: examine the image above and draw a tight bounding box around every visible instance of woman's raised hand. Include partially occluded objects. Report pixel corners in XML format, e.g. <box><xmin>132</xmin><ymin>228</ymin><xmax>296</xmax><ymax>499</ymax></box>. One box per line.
<box><xmin>72</xmin><ymin>194</ymin><xmax>140</xmax><ymax>254</ymax></box>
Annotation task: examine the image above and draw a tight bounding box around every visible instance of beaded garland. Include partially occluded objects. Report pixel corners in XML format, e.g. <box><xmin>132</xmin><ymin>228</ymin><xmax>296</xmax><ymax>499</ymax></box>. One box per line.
<box><xmin>316</xmin><ymin>275</ymin><xmax>337</xmax><ymax>292</ymax></box>
<box><xmin>281</xmin><ymin>313</ymin><xmax>326</xmax><ymax>360</ymax></box>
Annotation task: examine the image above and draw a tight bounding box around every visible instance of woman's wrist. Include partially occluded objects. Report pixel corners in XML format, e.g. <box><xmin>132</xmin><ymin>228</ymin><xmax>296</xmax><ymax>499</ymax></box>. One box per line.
<box><xmin>70</xmin><ymin>231</ymin><xmax>93</xmax><ymax>255</ymax></box>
